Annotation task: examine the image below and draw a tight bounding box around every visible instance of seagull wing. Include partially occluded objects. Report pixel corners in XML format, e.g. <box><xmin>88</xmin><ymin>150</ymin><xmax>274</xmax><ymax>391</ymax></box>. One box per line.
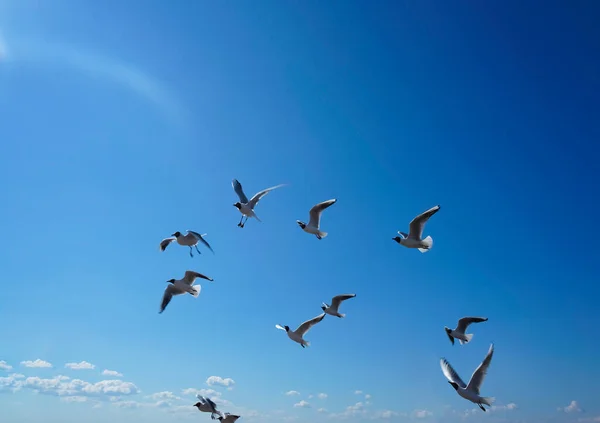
<box><xmin>330</xmin><ymin>293</ymin><xmax>356</xmax><ymax>311</ymax></box>
<box><xmin>159</xmin><ymin>237</ymin><xmax>176</xmax><ymax>251</ymax></box>
<box><xmin>196</xmin><ymin>394</ymin><xmax>207</xmax><ymax>403</ymax></box>
<box><xmin>408</xmin><ymin>205</ymin><xmax>441</xmax><ymax>240</ymax></box>
<box><xmin>440</xmin><ymin>358</ymin><xmax>467</xmax><ymax>388</ymax></box>
<box><xmin>295</xmin><ymin>313</ymin><xmax>326</xmax><ymax>336</ymax></box>
<box><xmin>456</xmin><ymin>316</ymin><xmax>488</xmax><ymax>333</ymax></box>
<box><xmin>187</xmin><ymin>230</ymin><xmax>215</xmax><ymax>254</ymax></box>
<box><xmin>247</xmin><ymin>183</ymin><xmax>286</xmax><ymax>209</ymax></box>
<box><xmin>467</xmin><ymin>343</ymin><xmax>494</xmax><ymax>395</ymax></box>
<box><xmin>183</xmin><ymin>270</ymin><xmax>214</xmax><ymax>284</ymax></box>
<box><xmin>308</xmin><ymin>199</ymin><xmax>337</xmax><ymax>228</ymax></box>
<box><xmin>205</xmin><ymin>397</ymin><xmax>218</xmax><ymax>412</ymax></box>
<box><xmin>232</xmin><ymin>179</ymin><xmax>249</xmax><ymax>204</ymax></box>
<box><xmin>159</xmin><ymin>285</ymin><xmax>183</xmax><ymax>313</ymax></box>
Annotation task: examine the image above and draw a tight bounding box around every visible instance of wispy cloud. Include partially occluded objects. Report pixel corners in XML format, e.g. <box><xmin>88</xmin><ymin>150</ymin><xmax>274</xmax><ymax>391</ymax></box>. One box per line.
<box><xmin>102</xmin><ymin>369</ymin><xmax>123</xmax><ymax>377</ymax></box>
<box><xmin>412</xmin><ymin>409</ymin><xmax>433</xmax><ymax>418</ymax></box>
<box><xmin>206</xmin><ymin>376</ymin><xmax>235</xmax><ymax>389</ymax></box>
<box><xmin>317</xmin><ymin>393</ymin><xmax>328</xmax><ymax>399</ymax></box>
<box><xmin>285</xmin><ymin>390</ymin><xmax>300</xmax><ymax>396</ymax></box>
<box><xmin>293</xmin><ymin>400</ymin><xmax>310</xmax><ymax>408</ymax></box>
<box><xmin>0</xmin><ymin>31</ymin><xmax>185</xmax><ymax>125</ymax></box>
<box><xmin>0</xmin><ymin>361</ymin><xmax>12</xmax><ymax>371</ymax></box>
<box><xmin>21</xmin><ymin>359</ymin><xmax>52</xmax><ymax>368</ymax></box>
<box><xmin>354</xmin><ymin>390</ymin><xmax>363</xmax><ymax>395</ymax></box>
<box><xmin>560</xmin><ymin>400</ymin><xmax>582</xmax><ymax>413</ymax></box>
<box><xmin>65</xmin><ymin>361</ymin><xmax>95</xmax><ymax>370</ymax></box>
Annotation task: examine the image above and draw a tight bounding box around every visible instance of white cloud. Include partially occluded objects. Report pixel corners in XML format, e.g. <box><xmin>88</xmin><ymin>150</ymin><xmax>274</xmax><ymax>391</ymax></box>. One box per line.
<box><xmin>285</xmin><ymin>390</ymin><xmax>300</xmax><ymax>396</ymax></box>
<box><xmin>65</xmin><ymin>361</ymin><xmax>95</xmax><ymax>370</ymax></box>
<box><xmin>354</xmin><ymin>390</ymin><xmax>363</xmax><ymax>395</ymax></box>
<box><xmin>413</xmin><ymin>409</ymin><xmax>433</xmax><ymax>418</ymax></box>
<box><xmin>206</xmin><ymin>376</ymin><xmax>235</xmax><ymax>389</ymax></box>
<box><xmin>147</xmin><ymin>391</ymin><xmax>181</xmax><ymax>401</ymax></box>
<box><xmin>379</xmin><ymin>410</ymin><xmax>400</xmax><ymax>419</ymax></box>
<box><xmin>560</xmin><ymin>400</ymin><xmax>582</xmax><ymax>413</ymax></box>
<box><xmin>492</xmin><ymin>403</ymin><xmax>517</xmax><ymax>411</ymax></box>
<box><xmin>294</xmin><ymin>400</ymin><xmax>311</xmax><ymax>408</ymax></box>
<box><xmin>318</xmin><ymin>408</ymin><xmax>328</xmax><ymax>413</ymax></box>
<box><xmin>61</xmin><ymin>396</ymin><xmax>88</xmax><ymax>403</ymax></box>
<box><xmin>102</xmin><ymin>370</ymin><xmax>123</xmax><ymax>377</ymax></box>
<box><xmin>0</xmin><ymin>361</ymin><xmax>12</xmax><ymax>371</ymax></box>
<box><xmin>182</xmin><ymin>387</ymin><xmax>221</xmax><ymax>397</ymax></box>
<box><xmin>365</xmin><ymin>394</ymin><xmax>371</xmax><ymax>400</ymax></box>
<box><xmin>21</xmin><ymin>359</ymin><xmax>52</xmax><ymax>368</ymax></box>
<box><xmin>318</xmin><ymin>393</ymin><xmax>328</xmax><ymax>399</ymax></box>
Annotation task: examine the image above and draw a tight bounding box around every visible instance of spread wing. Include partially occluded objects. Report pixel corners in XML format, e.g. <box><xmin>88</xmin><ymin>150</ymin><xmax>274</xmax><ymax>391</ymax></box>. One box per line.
<box><xmin>408</xmin><ymin>205</ymin><xmax>440</xmax><ymax>240</ymax></box>
<box><xmin>467</xmin><ymin>343</ymin><xmax>494</xmax><ymax>394</ymax></box>
<box><xmin>183</xmin><ymin>270</ymin><xmax>214</xmax><ymax>284</ymax></box>
<box><xmin>308</xmin><ymin>199</ymin><xmax>337</xmax><ymax>228</ymax></box>
<box><xmin>330</xmin><ymin>293</ymin><xmax>356</xmax><ymax>310</ymax></box>
<box><xmin>205</xmin><ymin>397</ymin><xmax>218</xmax><ymax>412</ymax></box>
<box><xmin>187</xmin><ymin>230</ymin><xmax>215</xmax><ymax>254</ymax></box>
<box><xmin>456</xmin><ymin>316</ymin><xmax>488</xmax><ymax>333</ymax></box>
<box><xmin>232</xmin><ymin>179</ymin><xmax>249</xmax><ymax>204</ymax></box>
<box><xmin>159</xmin><ymin>237</ymin><xmax>176</xmax><ymax>251</ymax></box>
<box><xmin>440</xmin><ymin>358</ymin><xmax>467</xmax><ymax>388</ymax></box>
<box><xmin>159</xmin><ymin>285</ymin><xmax>183</xmax><ymax>313</ymax></box>
<box><xmin>295</xmin><ymin>313</ymin><xmax>326</xmax><ymax>336</ymax></box>
<box><xmin>247</xmin><ymin>183</ymin><xmax>286</xmax><ymax>209</ymax></box>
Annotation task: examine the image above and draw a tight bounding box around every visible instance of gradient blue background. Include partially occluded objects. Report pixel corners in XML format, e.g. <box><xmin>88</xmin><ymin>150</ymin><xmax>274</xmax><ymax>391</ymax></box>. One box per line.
<box><xmin>1</xmin><ymin>1</ymin><xmax>599</xmax><ymax>422</ymax></box>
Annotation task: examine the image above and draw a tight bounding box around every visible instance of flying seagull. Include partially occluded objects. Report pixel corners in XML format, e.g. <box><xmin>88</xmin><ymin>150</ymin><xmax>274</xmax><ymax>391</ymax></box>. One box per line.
<box><xmin>275</xmin><ymin>313</ymin><xmax>326</xmax><ymax>348</ymax></box>
<box><xmin>321</xmin><ymin>293</ymin><xmax>356</xmax><ymax>318</ymax></box>
<box><xmin>445</xmin><ymin>317</ymin><xmax>488</xmax><ymax>346</ymax></box>
<box><xmin>297</xmin><ymin>199</ymin><xmax>337</xmax><ymax>239</ymax></box>
<box><xmin>194</xmin><ymin>395</ymin><xmax>223</xmax><ymax>420</ymax></box>
<box><xmin>231</xmin><ymin>178</ymin><xmax>286</xmax><ymax>228</ymax></box>
<box><xmin>392</xmin><ymin>205</ymin><xmax>440</xmax><ymax>253</ymax></box>
<box><xmin>441</xmin><ymin>343</ymin><xmax>496</xmax><ymax>412</ymax></box>
<box><xmin>217</xmin><ymin>413</ymin><xmax>241</xmax><ymax>423</ymax></box>
<box><xmin>159</xmin><ymin>230</ymin><xmax>214</xmax><ymax>257</ymax></box>
<box><xmin>159</xmin><ymin>270</ymin><xmax>214</xmax><ymax>314</ymax></box>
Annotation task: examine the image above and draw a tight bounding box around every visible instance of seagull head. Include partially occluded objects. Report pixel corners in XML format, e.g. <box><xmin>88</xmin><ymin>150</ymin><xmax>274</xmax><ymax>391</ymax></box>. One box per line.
<box><xmin>448</xmin><ymin>381</ymin><xmax>459</xmax><ymax>390</ymax></box>
<box><xmin>321</xmin><ymin>303</ymin><xmax>329</xmax><ymax>311</ymax></box>
<box><xmin>284</xmin><ymin>325</ymin><xmax>290</xmax><ymax>332</ymax></box>
<box><xmin>296</xmin><ymin>220</ymin><xmax>306</xmax><ymax>229</ymax></box>
<box><xmin>172</xmin><ymin>231</ymin><xmax>181</xmax><ymax>237</ymax></box>
<box><xmin>193</xmin><ymin>402</ymin><xmax>202</xmax><ymax>408</ymax></box>
<box><xmin>166</xmin><ymin>279</ymin><xmax>176</xmax><ymax>284</ymax></box>
<box><xmin>233</xmin><ymin>202</ymin><xmax>241</xmax><ymax>209</ymax></box>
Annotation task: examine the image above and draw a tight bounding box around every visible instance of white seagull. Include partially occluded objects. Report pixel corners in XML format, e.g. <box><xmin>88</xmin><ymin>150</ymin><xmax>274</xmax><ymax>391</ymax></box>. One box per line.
<box><xmin>321</xmin><ymin>293</ymin><xmax>356</xmax><ymax>318</ymax></box>
<box><xmin>194</xmin><ymin>395</ymin><xmax>222</xmax><ymax>420</ymax></box>
<box><xmin>232</xmin><ymin>179</ymin><xmax>286</xmax><ymax>228</ymax></box>
<box><xmin>444</xmin><ymin>316</ymin><xmax>488</xmax><ymax>346</ymax></box>
<box><xmin>276</xmin><ymin>313</ymin><xmax>326</xmax><ymax>348</ymax></box>
<box><xmin>441</xmin><ymin>343</ymin><xmax>496</xmax><ymax>412</ymax></box>
<box><xmin>159</xmin><ymin>230</ymin><xmax>214</xmax><ymax>257</ymax></box>
<box><xmin>217</xmin><ymin>413</ymin><xmax>241</xmax><ymax>423</ymax></box>
<box><xmin>296</xmin><ymin>199</ymin><xmax>337</xmax><ymax>239</ymax></box>
<box><xmin>159</xmin><ymin>270</ymin><xmax>214</xmax><ymax>314</ymax></box>
<box><xmin>392</xmin><ymin>205</ymin><xmax>440</xmax><ymax>253</ymax></box>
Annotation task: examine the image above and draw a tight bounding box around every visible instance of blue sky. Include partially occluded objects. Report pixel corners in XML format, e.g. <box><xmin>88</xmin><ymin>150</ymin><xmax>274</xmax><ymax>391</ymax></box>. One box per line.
<box><xmin>1</xmin><ymin>1</ymin><xmax>599</xmax><ymax>422</ymax></box>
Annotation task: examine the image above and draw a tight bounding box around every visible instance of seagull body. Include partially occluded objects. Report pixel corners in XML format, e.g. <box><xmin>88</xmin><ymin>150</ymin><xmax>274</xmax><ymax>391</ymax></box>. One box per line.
<box><xmin>297</xmin><ymin>199</ymin><xmax>337</xmax><ymax>239</ymax></box>
<box><xmin>392</xmin><ymin>205</ymin><xmax>440</xmax><ymax>253</ymax></box>
<box><xmin>441</xmin><ymin>343</ymin><xmax>496</xmax><ymax>412</ymax></box>
<box><xmin>217</xmin><ymin>413</ymin><xmax>241</xmax><ymax>423</ymax></box>
<box><xmin>321</xmin><ymin>293</ymin><xmax>356</xmax><ymax>318</ymax></box>
<box><xmin>159</xmin><ymin>270</ymin><xmax>214</xmax><ymax>314</ymax></box>
<box><xmin>445</xmin><ymin>317</ymin><xmax>488</xmax><ymax>345</ymax></box>
<box><xmin>194</xmin><ymin>395</ymin><xmax>222</xmax><ymax>420</ymax></box>
<box><xmin>232</xmin><ymin>179</ymin><xmax>285</xmax><ymax>228</ymax></box>
<box><xmin>276</xmin><ymin>313</ymin><xmax>326</xmax><ymax>348</ymax></box>
<box><xmin>160</xmin><ymin>230</ymin><xmax>214</xmax><ymax>257</ymax></box>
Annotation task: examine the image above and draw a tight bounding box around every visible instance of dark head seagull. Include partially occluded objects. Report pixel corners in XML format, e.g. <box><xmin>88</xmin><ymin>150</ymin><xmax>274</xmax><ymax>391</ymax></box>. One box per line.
<box><xmin>159</xmin><ymin>230</ymin><xmax>214</xmax><ymax>257</ymax></box>
<box><xmin>159</xmin><ymin>270</ymin><xmax>214</xmax><ymax>314</ymax></box>
<box><xmin>231</xmin><ymin>178</ymin><xmax>286</xmax><ymax>228</ymax></box>
<box><xmin>296</xmin><ymin>198</ymin><xmax>337</xmax><ymax>240</ymax></box>
<box><xmin>444</xmin><ymin>316</ymin><xmax>488</xmax><ymax>346</ymax></box>
<box><xmin>321</xmin><ymin>293</ymin><xmax>356</xmax><ymax>318</ymax></box>
<box><xmin>392</xmin><ymin>205</ymin><xmax>440</xmax><ymax>253</ymax></box>
<box><xmin>276</xmin><ymin>313</ymin><xmax>326</xmax><ymax>348</ymax></box>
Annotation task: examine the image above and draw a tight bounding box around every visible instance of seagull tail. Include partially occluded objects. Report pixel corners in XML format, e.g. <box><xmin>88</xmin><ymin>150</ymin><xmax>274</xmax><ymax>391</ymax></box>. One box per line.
<box><xmin>338</xmin><ymin>313</ymin><xmax>346</xmax><ymax>318</ymax></box>
<box><xmin>317</xmin><ymin>231</ymin><xmax>328</xmax><ymax>239</ymax></box>
<box><xmin>417</xmin><ymin>236</ymin><xmax>433</xmax><ymax>253</ymax></box>
<box><xmin>459</xmin><ymin>334</ymin><xmax>473</xmax><ymax>345</ymax></box>
<box><xmin>190</xmin><ymin>285</ymin><xmax>201</xmax><ymax>298</ymax></box>
<box><xmin>481</xmin><ymin>396</ymin><xmax>495</xmax><ymax>406</ymax></box>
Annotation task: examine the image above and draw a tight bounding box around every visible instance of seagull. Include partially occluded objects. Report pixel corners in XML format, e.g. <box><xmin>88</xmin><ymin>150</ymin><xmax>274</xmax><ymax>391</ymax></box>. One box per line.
<box><xmin>321</xmin><ymin>294</ymin><xmax>356</xmax><ymax>318</ymax></box>
<box><xmin>231</xmin><ymin>179</ymin><xmax>286</xmax><ymax>228</ymax></box>
<box><xmin>217</xmin><ymin>413</ymin><xmax>241</xmax><ymax>423</ymax></box>
<box><xmin>159</xmin><ymin>270</ymin><xmax>214</xmax><ymax>314</ymax></box>
<box><xmin>159</xmin><ymin>230</ymin><xmax>214</xmax><ymax>257</ymax></box>
<box><xmin>441</xmin><ymin>343</ymin><xmax>496</xmax><ymax>412</ymax></box>
<box><xmin>445</xmin><ymin>317</ymin><xmax>488</xmax><ymax>346</ymax></box>
<box><xmin>275</xmin><ymin>313</ymin><xmax>326</xmax><ymax>348</ymax></box>
<box><xmin>194</xmin><ymin>395</ymin><xmax>223</xmax><ymax>420</ymax></box>
<box><xmin>296</xmin><ymin>199</ymin><xmax>337</xmax><ymax>240</ymax></box>
<box><xmin>392</xmin><ymin>205</ymin><xmax>440</xmax><ymax>253</ymax></box>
